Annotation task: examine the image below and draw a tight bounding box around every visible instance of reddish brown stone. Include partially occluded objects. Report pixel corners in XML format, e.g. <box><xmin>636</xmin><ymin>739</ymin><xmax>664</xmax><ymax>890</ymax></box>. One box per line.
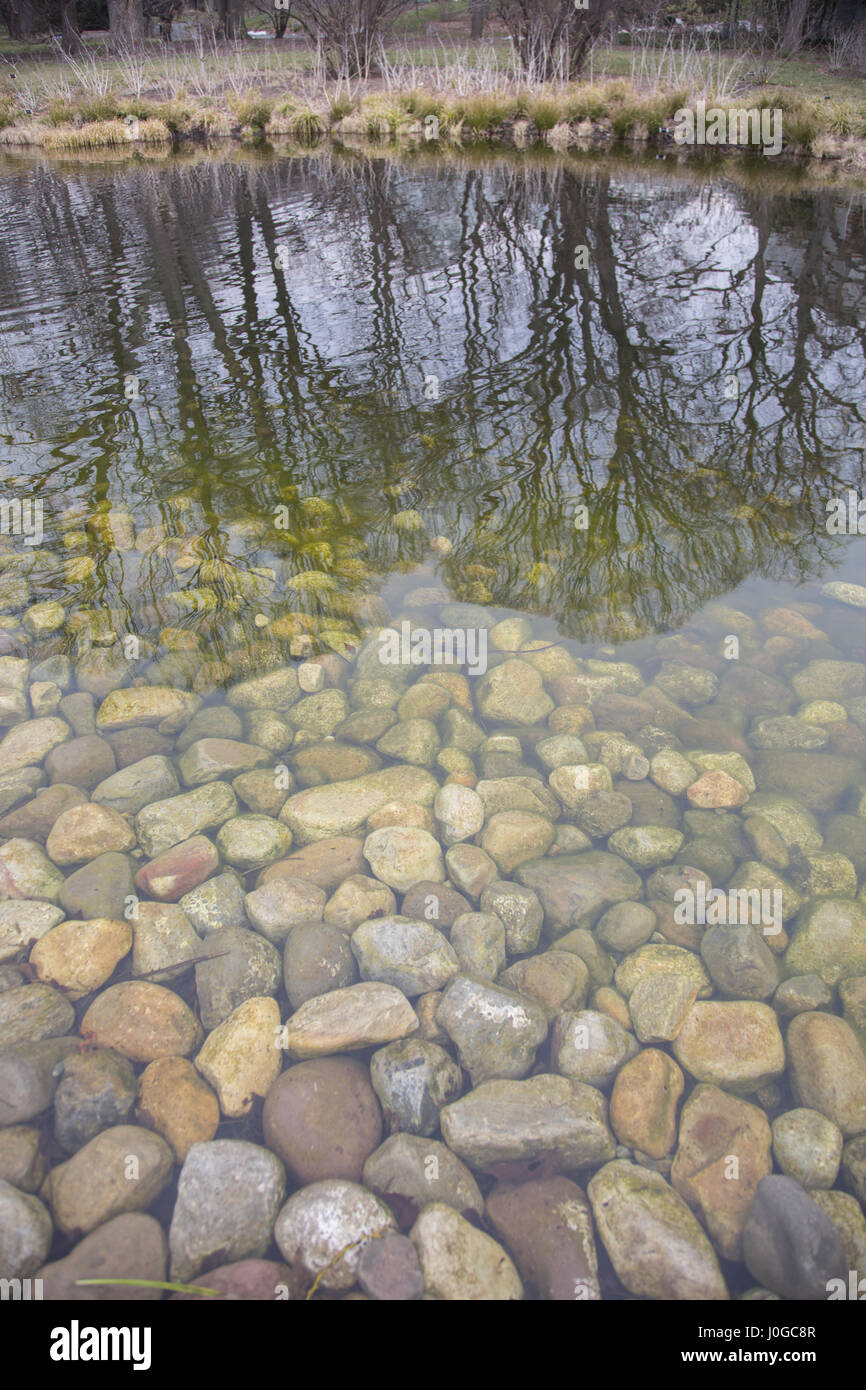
<box><xmin>486</xmin><ymin>1177</ymin><xmax>599</xmax><ymax>1300</ymax></box>
<box><xmin>262</xmin><ymin>1056</ymin><xmax>382</xmax><ymax>1184</ymax></box>
<box><xmin>135</xmin><ymin>835</ymin><xmax>219</xmax><ymax>901</ymax></box>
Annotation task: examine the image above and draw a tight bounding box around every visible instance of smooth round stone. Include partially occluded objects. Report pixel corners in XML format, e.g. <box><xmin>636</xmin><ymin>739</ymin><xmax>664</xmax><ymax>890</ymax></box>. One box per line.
<box><xmin>0</xmin><ymin>1180</ymin><xmax>52</xmax><ymax>1278</ymax></box>
<box><xmin>178</xmin><ymin>738</ymin><xmax>269</xmax><ymax>787</ymax></box>
<box><xmin>516</xmin><ymin>851</ymin><xmax>643</xmax><ymax>937</ymax></box>
<box><xmin>750</xmin><ymin>717</ymin><xmax>829</xmax><ymax>750</ymax></box>
<box><xmin>37</xmin><ymin>1213</ymin><xmax>167</xmax><ymax>1301</ymax></box>
<box><xmin>323</xmin><ymin>875</ymin><xmax>396</xmax><ymax>933</ymax></box>
<box><xmin>809</xmin><ymin>1189</ymin><xmax>866</xmax><ymax>1279</ymax></box>
<box><xmin>440</xmin><ymin>1074</ymin><xmax>614</xmax><ymax>1178</ymax></box>
<box><xmin>672</xmin><ymin>1001</ymin><xmax>785</xmax><ymax>1094</ymax></box>
<box><xmin>476</xmin><ymin>659</ymin><xmax>553</xmax><ymax>726</ymax></box>
<box><xmin>398</xmin><ymin>882</ymin><xmax>468</xmax><ymax>933</ymax></box>
<box><xmin>283</xmin><ymin>922</ymin><xmax>357</xmax><ymax>1008</ymax></box>
<box><xmin>376</xmin><ymin>718</ymin><xmax>440</xmax><ymax>767</ymax></box>
<box><xmin>552</xmin><ymin>1009</ymin><xmax>639</xmax><ymax>1090</ymax></box>
<box><xmin>433</xmin><ymin>783</ymin><xmax>484</xmax><ymax>845</ymax></box>
<box><xmin>450</xmin><ymin>911</ymin><xmax>506</xmax><ymax>981</ymax></box>
<box><xmin>0</xmin><ymin>1037</ymin><xmax>80</xmax><ymax>1127</ymax></box>
<box><xmin>194</xmin><ymin>927</ymin><xmax>282</xmax><ymax>1030</ymax></box>
<box><xmin>134</xmin><ymin>835</ymin><xmax>220</xmax><ymax>902</ymax></box>
<box><xmin>193</xmin><ymin>996</ymin><xmax>281</xmax><ymax>1119</ymax></box>
<box><xmin>787</xmin><ymin>1011</ymin><xmax>866</xmax><ymax>1136</ymax></box>
<box><xmin>96</xmin><ymin>685</ymin><xmax>201</xmax><ymax>732</ymax></box>
<box><xmin>628</xmin><ymin>972</ymin><xmax>699</xmax><ymax>1044</ymax></box>
<box><xmin>232</xmin><ymin>768</ymin><xmax>289</xmax><ymax>816</ymax></box>
<box><xmin>436</xmin><ymin>975</ymin><xmax>549</xmax><ymax>1086</ymax></box>
<box><xmin>0</xmin><ymin>1126</ymin><xmax>46</xmax><ymax>1192</ymax></box>
<box><xmin>700</xmin><ymin>924</ymin><xmax>779</xmax><ymax>1000</ymax></box>
<box><xmin>351</xmin><ymin>916</ymin><xmax>458</xmax><ymax>997</ymax></box>
<box><xmin>53</xmin><ymin>1049</ymin><xmax>138</xmax><ymax>1154</ymax></box>
<box><xmin>0</xmin><ymin>982</ymin><xmax>74</xmax><ymax>1047</ymax></box>
<box><xmin>28</xmin><ymin>917</ymin><xmax>130</xmax><ymax>999</ymax></box>
<box><xmin>59</xmin><ymin>851</ymin><xmax>134</xmax><ymax>921</ymax></box>
<box><xmin>479</xmin><ymin>880</ymin><xmax>543</xmax><ymax>954</ymax></box>
<box><xmin>169</xmin><ymin>1140</ymin><xmax>286</xmax><ymax>1284</ymax></box>
<box><xmin>82</xmin><ymin>981</ymin><xmax>203</xmax><ymax>1062</ymax></box>
<box><xmin>263</xmin><ymin>1057</ymin><xmax>382</xmax><ymax>1184</ymax></box>
<box><xmin>587</xmin><ymin>1160</ymin><xmax>728</xmax><ymax>1300</ymax></box>
<box><xmin>176</xmin><ymin>705</ymin><xmax>243</xmax><ymax>752</ymax></box>
<box><xmin>369</xmin><ymin>1038</ymin><xmax>461</xmax><ymax>1136</ymax></box>
<box><xmin>244</xmin><ymin>877</ymin><xmax>326</xmax><ymax>945</ymax></box>
<box><xmin>45</xmin><ymin>1125</ymin><xmax>174</xmax><ymax>1236</ymax></box>
<box><xmin>650</xmin><ymin>750</ymin><xmax>697</xmax><ymax>796</ymax></box>
<box><xmin>357</xmin><ymin>1230</ymin><xmax>424</xmax><ymax>1301</ymax></box>
<box><xmin>134</xmin><ymin>784</ymin><xmax>237</xmax><ymax>859</ymax></box>
<box><xmin>772</xmin><ymin>1108</ymin><xmax>843</xmax><ymax>1189</ymax></box>
<box><xmin>216</xmin><ymin>815</ymin><xmax>293</xmax><ymax>870</ymax></box>
<box><xmin>92</xmin><ymin>755</ymin><xmax>180</xmax><ymax>817</ymax></box>
<box><xmin>444</xmin><ymin>844</ymin><xmax>498</xmax><ymax>901</ymax></box>
<box><xmin>410</xmin><ymin>1203</ymin><xmax>523</xmax><ymax>1301</ymax></box>
<box><xmin>363</xmin><ymin>826</ymin><xmax>445</xmax><ymax>892</ymax></box>
<box><xmin>609</xmin><ymin>1049</ymin><xmax>684</xmax><ymax>1159</ymax></box>
<box><xmin>784</xmin><ymin>898</ymin><xmax>866</xmax><ymax>986</ymax></box>
<box><xmin>595</xmin><ymin>901</ymin><xmax>657</xmax><ymax>953</ymax></box>
<box><xmin>0</xmin><ymin>717</ymin><xmax>71</xmax><ymax>772</ymax></box>
<box><xmin>181</xmin><ymin>871</ymin><xmax>249</xmax><ymax>936</ymax></box>
<box><xmin>614</xmin><ymin>944</ymin><xmax>711</xmax><ymax>1000</ymax></box>
<box><xmin>44</xmin><ymin>734</ymin><xmax>116</xmax><ymax>791</ymax></box>
<box><xmin>0</xmin><ymin>785</ymin><xmax>88</xmax><ymax>844</ymax></box>
<box><xmin>281</xmin><ymin>982</ymin><xmax>419</xmax><ymax>1059</ymax></box>
<box><xmin>138</xmin><ymin>1056</ymin><xmax>220</xmax><ymax>1160</ymax></box>
<box><xmin>130</xmin><ymin>902</ymin><xmax>201</xmax><ymax>983</ymax></box>
<box><xmin>363</xmin><ymin>1132</ymin><xmax>482</xmax><ymax>1219</ymax></box>
<box><xmin>742</xmin><ymin>1174</ymin><xmax>847</xmax><ymax>1300</ymax></box>
<box><xmin>366</xmin><ymin>799</ymin><xmax>435</xmax><ymax>834</ymax></box>
<box><xmin>274</xmin><ymin>1180</ymin><xmax>396</xmax><ymax>1292</ymax></box>
<box><xmin>0</xmin><ymin>837</ymin><xmax>65</xmax><ymax>903</ymax></box>
<box><xmin>498</xmin><ymin>952</ymin><xmax>589</xmax><ymax>1018</ymax></box>
<box><xmin>773</xmin><ymin>973</ymin><xmax>832</xmax><ymax>1017</ymax></box>
<box><xmin>671</xmin><ymin>1083</ymin><xmax>772</xmax><ymax>1261</ymax></box>
<box><xmin>607</xmin><ymin>825</ymin><xmax>684</xmax><ymax>869</ymax></box>
<box><xmin>481</xmin><ymin>810</ymin><xmax>556</xmax><ymax>875</ymax></box>
<box><xmin>485</xmin><ymin>1176</ymin><xmax>600</xmax><ymax>1301</ymax></box>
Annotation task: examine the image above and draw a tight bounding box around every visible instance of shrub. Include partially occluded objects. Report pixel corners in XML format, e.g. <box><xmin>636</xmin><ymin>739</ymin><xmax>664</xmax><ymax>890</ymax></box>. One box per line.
<box><xmin>230</xmin><ymin>93</ymin><xmax>273</xmax><ymax>131</ymax></box>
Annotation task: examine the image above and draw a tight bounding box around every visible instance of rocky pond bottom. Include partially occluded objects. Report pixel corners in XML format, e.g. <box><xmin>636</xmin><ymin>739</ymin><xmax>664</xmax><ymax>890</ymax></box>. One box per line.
<box><xmin>2</xmin><ymin>585</ymin><xmax>866</xmax><ymax>1302</ymax></box>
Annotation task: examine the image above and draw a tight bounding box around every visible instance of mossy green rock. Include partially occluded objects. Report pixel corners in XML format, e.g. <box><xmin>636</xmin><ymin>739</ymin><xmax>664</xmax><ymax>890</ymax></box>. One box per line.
<box><xmin>587</xmin><ymin>1160</ymin><xmax>728</xmax><ymax>1300</ymax></box>
<box><xmin>786</xmin><ymin>899</ymin><xmax>866</xmax><ymax>987</ymax></box>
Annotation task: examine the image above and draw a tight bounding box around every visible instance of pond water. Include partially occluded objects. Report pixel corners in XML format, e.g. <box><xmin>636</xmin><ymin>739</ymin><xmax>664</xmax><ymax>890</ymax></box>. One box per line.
<box><xmin>1</xmin><ymin>144</ymin><xmax>866</xmax><ymax>1303</ymax></box>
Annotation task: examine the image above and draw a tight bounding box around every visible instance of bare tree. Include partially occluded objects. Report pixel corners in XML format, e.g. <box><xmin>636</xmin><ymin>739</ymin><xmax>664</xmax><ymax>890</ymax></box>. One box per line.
<box><xmin>496</xmin><ymin>0</ymin><xmax>619</xmax><ymax>79</ymax></box>
<box><xmin>470</xmin><ymin>0</ymin><xmax>487</xmax><ymax>39</ymax></box>
<box><xmin>289</xmin><ymin>0</ymin><xmax>412</xmax><ymax>76</ymax></box>
<box><xmin>60</xmin><ymin>0</ymin><xmax>81</xmax><ymax>53</ymax></box>
<box><xmin>108</xmin><ymin>0</ymin><xmax>145</xmax><ymax>48</ymax></box>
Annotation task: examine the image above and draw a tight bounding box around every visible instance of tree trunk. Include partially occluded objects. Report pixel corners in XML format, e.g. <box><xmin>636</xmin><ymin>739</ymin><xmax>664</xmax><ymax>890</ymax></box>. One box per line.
<box><xmin>275</xmin><ymin>10</ymin><xmax>289</xmax><ymax>37</ymax></box>
<box><xmin>222</xmin><ymin>0</ymin><xmax>246</xmax><ymax>38</ymax></box>
<box><xmin>470</xmin><ymin>1</ymin><xmax>486</xmax><ymax>39</ymax></box>
<box><xmin>108</xmin><ymin>0</ymin><xmax>145</xmax><ymax>49</ymax></box>
<box><xmin>61</xmin><ymin>0</ymin><xmax>82</xmax><ymax>54</ymax></box>
<box><xmin>9</xmin><ymin>0</ymin><xmax>35</xmax><ymax>38</ymax></box>
<box><xmin>781</xmin><ymin>0</ymin><xmax>810</xmax><ymax>52</ymax></box>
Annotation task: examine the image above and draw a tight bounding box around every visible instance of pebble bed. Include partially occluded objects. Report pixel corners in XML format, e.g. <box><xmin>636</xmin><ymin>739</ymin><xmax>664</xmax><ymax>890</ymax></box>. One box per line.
<box><xmin>1</xmin><ymin>575</ymin><xmax>866</xmax><ymax>1302</ymax></box>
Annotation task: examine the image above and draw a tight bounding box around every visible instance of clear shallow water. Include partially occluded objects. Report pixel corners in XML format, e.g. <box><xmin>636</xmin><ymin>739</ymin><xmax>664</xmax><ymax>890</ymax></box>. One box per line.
<box><xmin>0</xmin><ymin>144</ymin><xmax>864</xmax><ymax>664</ymax></box>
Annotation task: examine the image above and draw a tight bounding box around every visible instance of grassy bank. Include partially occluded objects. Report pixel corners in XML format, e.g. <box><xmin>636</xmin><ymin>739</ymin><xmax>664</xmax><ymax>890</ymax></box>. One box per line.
<box><xmin>1</xmin><ymin>34</ymin><xmax>865</xmax><ymax>163</ymax></box>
